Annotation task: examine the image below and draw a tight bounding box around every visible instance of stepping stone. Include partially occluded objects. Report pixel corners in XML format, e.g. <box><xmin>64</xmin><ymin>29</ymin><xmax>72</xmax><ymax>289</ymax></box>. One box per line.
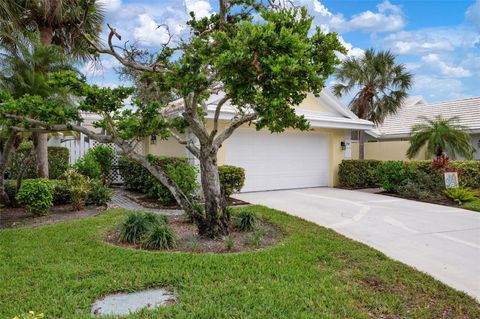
<box><xmin>91</xmin><ymin>288</ymin><xmax>176</xmax><ymax>316</ymax></box>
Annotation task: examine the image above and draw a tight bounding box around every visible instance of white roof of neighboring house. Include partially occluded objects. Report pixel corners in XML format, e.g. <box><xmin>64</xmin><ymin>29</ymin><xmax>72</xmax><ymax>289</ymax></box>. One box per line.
<box><xmin>170</xmin><ymin>90</ymin><xmax>373</xmax><ymax>131</ymax></box>
<box><xmin>368</xmin><ymin>96</ymin><xmax>480</xmax><ymax>139</ymax></box>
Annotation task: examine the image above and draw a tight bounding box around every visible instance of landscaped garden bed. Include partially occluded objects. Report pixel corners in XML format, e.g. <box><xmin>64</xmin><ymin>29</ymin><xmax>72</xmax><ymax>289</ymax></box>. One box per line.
<box><xmin>1</xmin><ymin>206</ymin><xmax>479</xmax><ymax>318</ymax></box>
<box><xmin>339</xmin><ymin>159</ymin><xmax>480</xmax><ymax>212</ymax></box>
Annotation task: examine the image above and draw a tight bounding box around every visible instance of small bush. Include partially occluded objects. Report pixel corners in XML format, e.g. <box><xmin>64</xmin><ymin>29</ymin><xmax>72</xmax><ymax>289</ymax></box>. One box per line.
<box><xmin>338</xmin><ymin>160</ymin><xmax>381</xmax><ymax>188</ymax></box>
<box><xmin>463</xmin><ymin>198</ymin><xmax>480</xmax><ymax>212</ymax></box>
<box><xmin>119</xmin><ymin>212</ymin><xmax>166</xmax><ymax>244</ymax></box>
<box><xmin>16</xmin><ymin>179</ymin><xmax>53</xmax><ymax>216</ymax></box>
<box><xmin>119</xmin><ymin>156</ymin><xmax>197</xmax><ymax>204</ymax></box>
<box><xmin>63</xmin><ymin>169</ymin><xmax>91</xmax><ymax>210</ymax></box>
<box><xmin>86</xmin><ymin>179</ymin><xmax>112</xmax><ymax>206</ymax></box>
<box><xmin>89</xmin><ymin>145</ymin><xmax>115</xmax><ymax>176</ymax></box>
<box><xmin>225</xmin><ymin>236</ymin><xmax>234</xmax><ymax>251</ymax></box>
<box><xmin>377</xmin><ymin>161</ymin><xmax>417</xmax><ymax>193</ymax></box>
<box><xmin>50</xmin><ymin>179</ymin><xmax>70</xmax><ymax>204</ymax></box>
<box><xmin>450</xmin><ymin>161</ymin><xmax>480</xmax><ymax>189</ymax></box>
<box><xmin>237</xmin><ymin>210</ymin><xmax>257</xmax><ymax>232</ymax></box>
<box><xmin>8</xmin><ymin>142</ymin><xmax>69</xmax><ymax>179</ymax></box>
<box><xmin>74</xmin><ymin>153</ymin><xmax>101</xmax><ymax>180</ymax></box>
<box><xmin>219</xmin><ymin>165</ymin><xmax>245</xmax><ymax>196</ymax></box>
<box><xmin>445</xmin><ymin>188</ymin><xmax>477</xmax><ymax>205</ymax></box>
<box><xmin>142</xmin><ymin>223</ymin><xmax>176</xmax><ymax>250</ymax></box>
<box><xmin>397</xmin><ymin>167</ymin><xmax>445</xmax><ymax>201</ymax></box>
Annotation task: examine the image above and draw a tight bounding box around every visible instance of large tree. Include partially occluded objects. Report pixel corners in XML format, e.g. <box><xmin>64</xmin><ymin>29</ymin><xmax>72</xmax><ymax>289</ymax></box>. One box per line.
<box><xmin>3</xmin><ymin>1</ymin><xmax>345</xmax><ymax>237</ymax></box>
<box><xmin>0</xmin><ymin>0</ymin><xmax>104</xmax><ymax>177</ymax></box>
<box><xmin>333</xmin><ymin>49</ymin><xmax>412</xmax><ymax>159</ymax></box>
<box><xmin>407</xmin><ymin>116</ymin><xmax>475</xmax><ymax>160</ymax></box>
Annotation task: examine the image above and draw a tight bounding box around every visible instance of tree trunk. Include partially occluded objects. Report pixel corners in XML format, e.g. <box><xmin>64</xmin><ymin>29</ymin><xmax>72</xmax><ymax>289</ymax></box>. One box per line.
<box><xmin>358</xmin><ymin>130</ymin><xmax>365</xmax><ymax>160</ymax></box>
<box><xmin>33</xmin><ymin>133</ymin><xmax>49</xmax><ymax>178</ymax></box>
<box><xmin>0</xmin><ymin>133</ymin><xmax>19</xmax><ymax>204</ymax></box>
<box><xmin>33</xmin><ymin>26</ymin><xmax>54</xmax><ymax>178</ymax></box>
<box><xmin>198</xmin><ymin>149</ymin><xmax>229</xmax><ymax>238</ymax></box>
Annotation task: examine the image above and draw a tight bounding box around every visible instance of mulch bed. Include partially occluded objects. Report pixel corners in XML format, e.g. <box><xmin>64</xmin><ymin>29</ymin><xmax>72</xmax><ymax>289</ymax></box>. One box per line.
<box><xmin>106</xmin><ymin>214</ymin><xmax>283</xmax><ymax>254</ymax></box>
<box><xmin>378</xmin><ymin>191</ymin><xmax>461</xmax><ymax>208</ymax></box>
<box><xmin>0</xmin><ymin>204</ymin><xmax>106</xmax><ymax>229</ymax></box>
<box><xmin>124</xmin><ymin>191</ymin><xmax>250</xmax><ymax>209</ymax></box>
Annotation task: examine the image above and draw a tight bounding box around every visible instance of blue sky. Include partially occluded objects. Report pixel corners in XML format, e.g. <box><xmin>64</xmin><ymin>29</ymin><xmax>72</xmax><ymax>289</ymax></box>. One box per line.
<box><xmin>86</xmin><ymin>0</ymin><xmax>480</xmax><ymax>103</ymax></box>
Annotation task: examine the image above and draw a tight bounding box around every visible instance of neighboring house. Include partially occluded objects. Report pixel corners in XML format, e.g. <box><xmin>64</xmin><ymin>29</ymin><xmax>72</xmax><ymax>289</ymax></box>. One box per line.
<box><xmin>352</xmin><ymin>96</ymin><xmax>480</xmax><ymax>160</ymax></box>
<box><xmin>147</xmin><ymin>91</ymin><xmax>373</xmax><ymax>192</ymax></box>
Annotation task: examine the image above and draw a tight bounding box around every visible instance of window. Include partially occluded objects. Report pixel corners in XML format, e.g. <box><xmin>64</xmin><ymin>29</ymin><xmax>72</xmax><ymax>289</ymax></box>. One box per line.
<box><xmin>150</xmin><ymin>135</ymin><xmax>157</xmax><ymax>145</ymax></box>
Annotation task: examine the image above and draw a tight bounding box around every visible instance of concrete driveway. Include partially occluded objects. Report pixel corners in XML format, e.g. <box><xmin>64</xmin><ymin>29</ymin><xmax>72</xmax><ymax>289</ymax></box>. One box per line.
<box><xmin>235</xmin><ymin>187</ymin><xmax>480</xmax><ymax>300</ymax></box>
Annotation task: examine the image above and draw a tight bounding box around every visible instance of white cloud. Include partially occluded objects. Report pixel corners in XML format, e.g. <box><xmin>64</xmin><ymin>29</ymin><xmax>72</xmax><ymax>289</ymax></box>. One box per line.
<box><xmin>412</xmin><ymin>75</ymin><xmax>466</xmax><ymax>101</ymax></box>
<box><xmin>133</xmin><ymin>14</ymin><xmax>175</xmax><ymax>47</ymax></box>
<box><xmin>380</xmin><ymin>28</ymin><xmax>479</xmax><ymax>55</ymax></box>
<box><xmin>337</xmin><ymin>35</ymin><xmax>364</xmax><ymax>58</ymax></box>
<box><xmin>184</xmin><ymin>0</ymin><xmax>213</xmax><ymax>19</ymax></box>
<box><xmin>466</xmin><ymin>0</ymin><xmax>480</xmax><ymax>30</ymax></box>
<box><xmin>421</xmin><ymin>54</ymin><xmax>471</xmax><ymax>78</ymax></box>
<box><xmin>82</xmin><ymin>56</ymin><xmax>120</xmax><ymax>77</ymax></box>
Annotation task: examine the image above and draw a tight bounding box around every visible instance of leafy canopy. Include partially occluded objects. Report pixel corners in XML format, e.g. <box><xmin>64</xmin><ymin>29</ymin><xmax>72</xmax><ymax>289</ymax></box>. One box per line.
<box><xmin>407</xmin><ymin>116</ymin><xmax>475</xmax><ymax>159</ymax></box>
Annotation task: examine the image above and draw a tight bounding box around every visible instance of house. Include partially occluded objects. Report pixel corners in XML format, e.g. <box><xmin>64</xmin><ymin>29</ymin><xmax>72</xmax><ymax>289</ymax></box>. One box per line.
<box><xmin>352</xmin><ymin>96</ymin><xmax>480</xmax><ymax>160</ymax></box>
<box><xmin>146</xmin><ymin>91</ymin><xmax>373</xmax><ymax>192</ymax></box>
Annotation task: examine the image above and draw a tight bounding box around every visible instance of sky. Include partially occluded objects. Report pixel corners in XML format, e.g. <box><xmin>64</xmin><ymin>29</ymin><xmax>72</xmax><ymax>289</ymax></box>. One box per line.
<box><xmin>85</xmin><ymin>0</ymin><xmax>480</xmax><ymax>103</ymax></box>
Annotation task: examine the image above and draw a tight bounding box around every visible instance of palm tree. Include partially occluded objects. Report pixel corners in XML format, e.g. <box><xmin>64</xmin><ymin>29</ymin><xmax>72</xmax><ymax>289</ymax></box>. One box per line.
<box><xmin>333</xmin><ymin>49</ymin><xmax>413</xmax><ymax>159</ymax></box>
<box><xmin>407</xmin><ymin>116</ymin><xmax>475</xmax><ymax>160</ymax></box>
<box><xmin>0</xmin><ymin>0</ymin><xmax>104</xmax><ymax>178</ymax></box>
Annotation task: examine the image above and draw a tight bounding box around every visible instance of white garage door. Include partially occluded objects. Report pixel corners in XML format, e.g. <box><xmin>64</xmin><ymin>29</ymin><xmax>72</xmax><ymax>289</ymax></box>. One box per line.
<box><xmin>224</xmin><ymin>129</ymin><xmax>330</xmax><ymax>192</ymax></box>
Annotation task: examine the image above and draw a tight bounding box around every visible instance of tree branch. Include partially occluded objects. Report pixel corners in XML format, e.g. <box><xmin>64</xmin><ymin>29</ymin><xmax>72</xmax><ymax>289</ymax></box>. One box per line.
<box><xmin>168</xmin><ymin>129</ymin><xmax>200</xmax><ymax>157</ymax></box>
<box><xmin>182</xmin><ymin>92</ymin><xmax>209</xmax><ymax>145</ymax></box>
<box><xmin>213</xmin><ymin>112</ymin><xmax>258</xmax><ymax>150</ymax></box>
<box><xmin>209</xmin><ymin>96</ymin><xmax>230</xmax><ymax>142</ymax></box>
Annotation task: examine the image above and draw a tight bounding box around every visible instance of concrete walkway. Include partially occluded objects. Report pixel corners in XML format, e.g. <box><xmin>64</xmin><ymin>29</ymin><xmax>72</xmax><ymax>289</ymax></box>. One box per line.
<box><xmin>235</xmin><ymin>187</ymin><xmax>480</xmax><ymax>300</ymax></box>
<box><xmin>108</xmin><ymin>190</ymin><xmax>182</xmax><ymax>215</ymax></box>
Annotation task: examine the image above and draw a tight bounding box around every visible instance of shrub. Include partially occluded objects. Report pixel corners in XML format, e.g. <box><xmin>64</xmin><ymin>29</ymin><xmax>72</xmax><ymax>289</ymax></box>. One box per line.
<box><xmin>63</xmin><ymin>169</ymin><xmax>91</xmax><ymax>210</ymax></box>
<box><xmin>89</xmin><ymin>145</ymin><xmax>115</xmax><ymax>175</ymax></box>
<box><xmin>119</xmin><ymin>212</ymin><xmax>165</xmax><ymax>244</ymax></box>
<box><xmin>376</xmin><ymin>161</ymin><xmax>417</xmax><ymax>193</ymax></box>
<box><xmin>50</xmin><ymin>179</ymin><xmax>70</xmax><ymax>204</ymax></box>
<box><xmin>142</xmin><ymin>223</ymin><xmax>176</xmax><ymax>250</ymax></box>
<box><xmin>16</xmin><ymin>179</ymin><xmax>53</xmax><ymax>216</ymax></box>
<box><xmin>8</xmin><ymin>142</ymin><xmax>69</xmax><ymax>179</ymax></box>
<box><xmin>119</xmin><ymin>156</ymin><xmax>198</xmax><ymax>204</ymax></box>
<box><xmin>463</xmin><ymin>198</ymin><xmax>480</xmax><ymax>212</ymax></box>
<box><xmin>450</xmin><ymin>161</ymin><xmax>480</xmax><ymax>189</ymax></box>
<box><xmin>219</xmin><ymin>165</ymin><xmax>245</xmax><ymax>196</ymax></box>
<box><xmin>397</xmin><ymin>168</ymin><xmax>445</xmax><ymax>201</ymax></box>
<box><xmin>74</xmin><ymin>152</ymin><xmax>101</xmax><ymax>180</ymax></box>
<box><xmin>445</xmin><ymin>188</ymin><xmax>477</xmax><ymax>205</ymax></box>
<box><xmin>86</xmin><ymin>179</ymin><xmax>112</xmax><ymax>206</ymax></box>
<box><xmin>338</xmin><ymin>160</ymin><xmax>381</xmax><ymax>188</ymax></box>
<box><xmin>237</xmin><ymin>210</ymin><xmax>257</xmax><ymax>232</ymax></box>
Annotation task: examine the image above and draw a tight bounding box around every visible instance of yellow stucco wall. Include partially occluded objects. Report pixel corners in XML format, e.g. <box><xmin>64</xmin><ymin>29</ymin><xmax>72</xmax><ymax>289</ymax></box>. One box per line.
<box><xmin>145</xmin><ymin>135</ymin><xmax>187</xmax><ymax>157</ymax></box>
<box><xmin>351</xmin><ymin>140</ymin><xmax>427</xmax><ymax>160</ymax></box>
<box><xmin>296</xmin><ymin>93</ymin><xmax>331</xmax><ymax>112</ymax></box>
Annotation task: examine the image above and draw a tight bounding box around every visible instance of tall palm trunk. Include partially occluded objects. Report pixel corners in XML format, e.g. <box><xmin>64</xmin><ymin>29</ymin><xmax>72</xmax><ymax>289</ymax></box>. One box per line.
<box><xmin>32</xmin><ymin>26</ymin><xmax>54</xmax><ymax>178</ymax></box>
<box><xmin>358</xmin><ymin>130</ymin><xmax>365</xmax><ymax>160</ymax></box>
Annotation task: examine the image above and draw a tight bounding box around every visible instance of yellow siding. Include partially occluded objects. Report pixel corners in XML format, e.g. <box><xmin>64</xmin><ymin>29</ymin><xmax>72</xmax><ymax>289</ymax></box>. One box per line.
<box><xmin>351</xmin><ymin>141</ymin><xmax>427</xmax><ymax>160</ymax></box>
<box><xmin>145</xmin><ymin>136</ymin><xmax>187</xmax><ymax>157</ymax></box>
<box><xmin>295</xmin><ymin>93</ymin><xmax>331</xmax><ymax>112</ymax></box>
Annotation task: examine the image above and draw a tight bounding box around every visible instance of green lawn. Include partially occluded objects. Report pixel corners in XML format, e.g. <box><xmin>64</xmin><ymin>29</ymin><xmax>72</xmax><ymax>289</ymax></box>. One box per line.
<box><xmin>464</xmin><ymin>199</ymin><xmax>480</xmax><ymax>212</ymax></box>
<box><xmin>1</xmin><ymin>206</ymin><xmax>478</xmax><ymax>318</ymax></box>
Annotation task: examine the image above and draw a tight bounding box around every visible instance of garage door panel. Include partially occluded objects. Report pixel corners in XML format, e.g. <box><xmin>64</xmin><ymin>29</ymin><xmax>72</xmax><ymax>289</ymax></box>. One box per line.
<box><xmin>224</xmin><ymin>129</ymin><xmax>330</xmax><ymax>192</ymax></box>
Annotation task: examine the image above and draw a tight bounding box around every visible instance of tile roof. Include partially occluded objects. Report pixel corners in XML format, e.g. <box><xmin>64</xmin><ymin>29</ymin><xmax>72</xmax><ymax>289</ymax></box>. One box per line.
<box><xmin>373</xmin><ymin>97</ymin><xmax>480</xmax><ymax>138</ymax></box>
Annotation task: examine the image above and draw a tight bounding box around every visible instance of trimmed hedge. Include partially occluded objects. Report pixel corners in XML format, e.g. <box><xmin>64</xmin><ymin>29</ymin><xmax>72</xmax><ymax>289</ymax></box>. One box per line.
<box><xmin>16</xmin><ymin>179</ymin><xmax>54</xmax><ymax>216</ymax></box>
<box><xmin>339</xmin><ymin>159</ymin><xmax>480</xmax><ymax>191</ymax></box>
<box><xmin>219</xmin><ymin>165</ymin><xmax>245</xmax><ymax>196</ymax></box>
<box><xmin>338</xmin><ymin>160</ymin><xmax>381</xmax><ymax>188</ymax></box>
<box><xmin>119</xmin><ymin>156</ymin><xmax>198</xmax><ymax>204</ymax></box>
<box><xmin>8</xmin><ymin>142</ymin><xmax>69</xmax><ymax>179</ymax></box>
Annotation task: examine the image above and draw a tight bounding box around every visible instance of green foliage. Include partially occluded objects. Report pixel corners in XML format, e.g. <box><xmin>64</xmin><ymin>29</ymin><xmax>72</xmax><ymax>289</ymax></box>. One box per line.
<box><xmin>86</xmin><ymin>179</ymin><xmax>112</xmax><ymax>206</ymax></box>
<box><xmin>142</xmin><ymin>223</ymin><xmax>177</xmax><ymax>250</ymax></box>
<box><xmin>88</xmin><ymin>145</ymin><xmax>115</xmax><ymax>178</ymax></box>
<box><xmin>16</xmin><ymin>179</ymin><xmax>53</xmax><ymax>215</ymax></box>
<box><xmin>333</xmin><ymin>49</ymin><xmax>412</xmax><ymax>124</ymax></box>
<box><xmin>7</xmin><ymin>142</ymin><xmax>69</xmax><ymax>179</ymax></box>
<box><xmin>376</xmin><ymin>161</ymin><xmax>417</xmax><ymax>193</ymax></box>
<box><xmin>445</xmin><ymin>188</ymin><xmax>478</xmax><ymax>205</ymax></box>
<box><xmin>225</xmin><ymin>236</ymin><xmax>234</xmax><ymax>251</ymax></box>
<box><xmin>463</xmin><ymin>198</ymin><xmax>480</xmax><ymax>212</ymax></box>
<box><xmin>119</xmin><ymin>212</ymin><xmax>166</xmax><ymax>245</ymax></box>
<box><xmin>218</xmin><ymin>165</ymin><xmax>245</xmax><ymax>196</ymax></box>
<box><xmin>62</xmin><ymin>169</ymin><xmax>91</xmax><ymax>210</ymax></box>
<box><xmin>450</xmin><ymin>161</ymin><xmax>480</xmax><ymax>189</ymax></box>
<box><xmin>119</xmin><ymin>156</ymin><xmax>197</xmax><ymax>204</ymax></box>
<box><xmin>407</xmin><ymin>116</ymin><xmax>475</xmax><ymax>159</ymax></box>
<box><xmin>237</xmin><ymin>210</ymin><xmax>257</xmax><ymax>232</ymax></box>
<box><xmin>74</xmin><ymin>152</ymin><xmax>101</xmax><ymax>180</ymax></box>
<box><xmin>397</xmin><ymin>168</ymin><xmax>445</xmax><ymax>201</ymax></box>
<box><xmin>338</xmin><ymin>160</ymin><xmax>381</xmax><ymax>188</ymax></box>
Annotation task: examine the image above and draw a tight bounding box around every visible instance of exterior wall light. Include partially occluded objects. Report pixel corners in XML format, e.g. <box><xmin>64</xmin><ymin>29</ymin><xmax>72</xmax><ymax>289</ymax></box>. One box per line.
<box><xmin>341</xmin><ymin>141</ymin><xmax>346</xmax><ymax>150</ymax></box>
